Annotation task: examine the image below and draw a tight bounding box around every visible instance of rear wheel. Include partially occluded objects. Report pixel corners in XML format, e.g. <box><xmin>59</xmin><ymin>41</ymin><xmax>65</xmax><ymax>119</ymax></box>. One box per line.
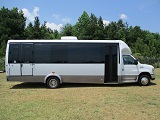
<box><xmin>138</xmin><ymin>75</ymin><xmax>150</xmax><ymax>86</ymax></box>
<box><xmin>46</xmin><ymin>77</ymin><xmax>60</xmax><ymax>89</ymax></box>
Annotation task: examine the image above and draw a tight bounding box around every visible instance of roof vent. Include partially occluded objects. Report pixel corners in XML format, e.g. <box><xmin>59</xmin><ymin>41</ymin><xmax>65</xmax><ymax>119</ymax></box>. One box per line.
<box><xmin>61</xmin><ymin>36</ymin><xmax>78</xmax><ymax>40</ymax></box>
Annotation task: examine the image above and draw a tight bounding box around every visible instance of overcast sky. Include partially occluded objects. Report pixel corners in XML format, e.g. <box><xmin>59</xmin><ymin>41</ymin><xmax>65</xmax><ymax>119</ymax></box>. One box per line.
<box><xmin>1</xmin><ymin>0</ymin><xmax>160</xmax><ymax>33</ymax></box>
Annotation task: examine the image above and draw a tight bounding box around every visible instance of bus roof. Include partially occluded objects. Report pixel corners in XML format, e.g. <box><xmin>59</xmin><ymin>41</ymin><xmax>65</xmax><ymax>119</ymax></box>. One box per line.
<box><xmin>8</xmin><ymin>39</ymin><xmax>123</xmax><ymax>43</ymax></box>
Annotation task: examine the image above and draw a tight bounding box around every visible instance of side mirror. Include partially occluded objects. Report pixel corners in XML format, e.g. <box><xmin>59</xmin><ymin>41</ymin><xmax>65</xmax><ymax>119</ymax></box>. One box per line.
<box><xmin>135</xmin><ymin>60</ymin><xmax>138</xmax><ymax>65</ymax></box>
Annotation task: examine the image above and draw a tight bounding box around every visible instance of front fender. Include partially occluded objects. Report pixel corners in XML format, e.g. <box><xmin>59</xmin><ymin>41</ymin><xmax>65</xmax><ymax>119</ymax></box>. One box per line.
<box><xmin>44</xmin><ymin>73</ymin><xmax>62</xmax><ymax>84</ymax></box>
<box><xmin>138</xmin><ymin>64</ymin><xmax>154</xmax><ymax>75</ymax></box>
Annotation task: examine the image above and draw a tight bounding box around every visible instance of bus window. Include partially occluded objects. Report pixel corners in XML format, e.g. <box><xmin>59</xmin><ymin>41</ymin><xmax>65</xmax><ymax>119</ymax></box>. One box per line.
<box><xmin>8</xmin><ymin>44</ymin><xmax>21</xmax><ymax>63</ymax></box>
<box><xmin>51</xmin><ymin>45</ymin><xmax>68</xmax><ymax>63</ymax></box>
<box><xmin>22</xmin><ymin>44</ymin><xmax>33</xmax><ymax>63</ymax></box>
<box><xmin>34</xmin><ymin>44</ymin><xmax>52</xmax><ymax>63</ymax></box>
<box><xmin>68</xmin><ymin>45</ymin><xmax>84</xmax><ymax>63</ymax></box>
<box><xmin>85</xmin><ymin>45</ymin><xmax>105</xmax><ymax>63</ymax></box>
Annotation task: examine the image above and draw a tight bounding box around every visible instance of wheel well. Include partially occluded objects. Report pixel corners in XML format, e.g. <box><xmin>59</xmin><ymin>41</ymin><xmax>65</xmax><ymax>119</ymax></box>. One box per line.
<box><xmin>45</xmin><ymin>75</ymin><xmax>62</xmax><ymax>84</ymax></box>
<box><xmin>46</xmin><ymin>76</ymin><xmax>58</xmax><ymax>82</ymax></box>
<box><xmin>139</xmin><ymin>72</ymin><xmax>151</xmax><ymax>79</ymax></box>
<box><xmin>47</xmin><ymin>76</ymin><xmax>57</xmax><ymax>81</ymax></box>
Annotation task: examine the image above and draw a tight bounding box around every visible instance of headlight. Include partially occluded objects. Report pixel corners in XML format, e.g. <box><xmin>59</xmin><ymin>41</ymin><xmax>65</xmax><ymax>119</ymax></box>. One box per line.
<box><xmin>152</xmin><ymin>68</ymin><xmax>154</xmax><ymax>74</ymax></box>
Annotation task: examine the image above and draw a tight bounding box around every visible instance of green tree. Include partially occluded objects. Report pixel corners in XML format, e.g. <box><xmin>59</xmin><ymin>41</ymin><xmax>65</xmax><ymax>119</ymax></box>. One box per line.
<box><xmin>33</xmin><ymin>17</ymin><xmax>41</xmax><ymax>39</ymax></box>
<box><xmin>53</xmin><ymin>30</ymin><xmax>60</xmax><ymax>39</ymax></box>
<box><xmin>104</xmin><ymin>21</ymin><xmax>118</xmax><ymax>39</ymax></box>
<box><xmin>74</xmin><ymin>11</ymin><xmax>90</xmax><ymax>39</ymax></box>
<box><xmin>104</xmin><ymin>19</ymin><xmax>127</xmax><ymax>41</ymax></box>
<box><xmin>127</xmin><ymin>26</ymin><xmax>145</xmax><ymax>46</ymax></box>
<box><xmin>87</xmin><ymin>13</ymin><xmax>98</xmax><ymax>39</ymax></box>
<box><xmin>96</xmin><ymin>16</ymin><xmax>105</xmax><ymax>39</ymax></box>
<box><xmin>25</xmin><ymin>17</ymin><xmax>56</xmax><ymax>39</ymax></box>
<box><xmin>74</xmin><ymin>11</ymin><xmax>106</xmax><ymax>40</ymax></box>
<box><xmin>41</xmin><ymin>21</ymin><xmax>55</xmax><ymax>39</ymax></box>
<box><xmin>41</xmin><ymin>21</ymin><xmax>48</xmax><ymax>39</ymax></box>
<box><xmin>154</xmin><ymin>33</ymin><xmax>160</xmax><ymax>57</ymax></box>
<box><xmin>0</xmin><ymin>7</ymin><xmax>26</xmax><ymax>57</ymax></box>
<box><xmin>116</xmin><ymin>20</ymin><xmax>127</xmax><ymax>41</ymax></box>
<box><xmin>132</xmin><ymin>37</ymin><xmax>150</xmax><ymax>57</ymax></box>
<box><xmin>145</xmin><ymin>33</ymin><xmax>157</xmax><ymax>57</ymax></box>
<box><xmin>25</xmin><ymin>22</ymin><xmax>34</xmax><ymax>39</ymax></box>
<box><xmin>61</xmin><ymin>23</ymin><xmax>73</xmax><ymax>36</ymax></box>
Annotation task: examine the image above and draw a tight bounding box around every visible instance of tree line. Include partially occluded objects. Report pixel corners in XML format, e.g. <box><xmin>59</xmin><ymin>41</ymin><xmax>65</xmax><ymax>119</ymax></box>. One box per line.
<box><xmin>0</xmin><ymin>7</ymin><xmax>160</xmax><ymax>59</ymax></box>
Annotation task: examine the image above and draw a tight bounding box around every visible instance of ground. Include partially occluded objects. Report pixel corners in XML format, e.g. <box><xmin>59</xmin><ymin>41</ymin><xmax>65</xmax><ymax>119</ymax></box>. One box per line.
<box><xmin>0</xmin><ymin>69</ymin><xmax>160</xmax><ymax>120</ymax></box>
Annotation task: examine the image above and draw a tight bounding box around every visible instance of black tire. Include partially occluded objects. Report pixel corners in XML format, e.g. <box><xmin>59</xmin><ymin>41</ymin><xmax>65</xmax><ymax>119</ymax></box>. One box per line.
<box><xmin>46</xmin><ymin>77</ymin><xmax>60</xmax><ymax>89</ymax></box>
<box><xmin>138</xmin><ymin>75</ymin><xmax>150</xmax><ymax>86</ymax></box>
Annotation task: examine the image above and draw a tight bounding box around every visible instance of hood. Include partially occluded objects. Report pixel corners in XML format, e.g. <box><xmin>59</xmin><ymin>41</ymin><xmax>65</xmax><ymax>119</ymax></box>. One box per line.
<box><xmin>139</xmin><ymin>63</ymin><xmax>154</xmax><ymax>69</ymax></box>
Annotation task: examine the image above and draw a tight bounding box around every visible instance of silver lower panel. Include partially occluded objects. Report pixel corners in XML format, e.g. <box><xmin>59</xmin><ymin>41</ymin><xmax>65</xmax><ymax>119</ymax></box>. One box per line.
<box><xmin>120</xmin><ymin>75</ymin><xmax>138</xmax><ymax>83</ymax></box>
<box><xmin>7</xmin><ymin>76</ymin><xmax>45</xmax><ymax>82</ymax></box>
<box><xmin>62</xmin><ymin>75</ymin><xmax>104</xmax><ymax>84</ymax></box>
<box><xmin>7</xmin><ymin>75</ymin><xmax>105</xmax><ymax>84</ymax></box>
<box><xmin>7</xmin><ymin>75</ymin><xmax>138</xmax><ymax>84</ymax></box>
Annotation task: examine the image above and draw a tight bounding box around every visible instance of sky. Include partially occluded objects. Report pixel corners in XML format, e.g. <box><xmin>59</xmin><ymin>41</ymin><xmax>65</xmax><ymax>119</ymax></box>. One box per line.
<box><xmin>1</xmin><ymin>0</ymin><xmax>160</xmax><ymax>33</ymax></box>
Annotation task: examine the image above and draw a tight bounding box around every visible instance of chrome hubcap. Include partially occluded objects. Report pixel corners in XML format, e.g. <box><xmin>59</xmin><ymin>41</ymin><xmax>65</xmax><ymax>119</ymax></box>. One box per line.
<box><xmin>141</xmin><ymin>77</ymin><xmax>149</xmax><ymax>85</ymax></box>
<box><xmin>49</xmin><ymin>79</ymin><xmax>57</xmax><ymax>87</ymax></box>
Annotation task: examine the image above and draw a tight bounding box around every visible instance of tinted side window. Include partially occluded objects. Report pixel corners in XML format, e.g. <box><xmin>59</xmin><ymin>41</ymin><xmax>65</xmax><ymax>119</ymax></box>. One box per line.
<box><xmin>34</xmin><ymin>44</ymin><xmax>52</xmax><ymax>63</ymax></box>
<box><xmin>21</xmin><ymin>44</ymin><xmax>33</xmax><ymax>63</ymax></box>
<box><xmin>123</xmin><ymin>55</ymin><xmax>135</xmax><ymax>65</ymax></box>
<box><xmin>85</xmin><ymin>45</ymin><xmax>105</xmax><ymax>63</ymax></box>
<box><xmin>67</xmin><ymin>44</ymin><xmax>105</xmax><ymax>63</ymax></box>
<box><xmin>68</xmin><ymin>45</ymin><xmax>85</xmax><ymax>63</ymax></box>
<box><xmin>51</xmin><ymin>45</ymin><xmax>68</xmax><ymax>63</ymax></box>
<box><xmin>8</xmin><ymin>44</ymin><xmax>21</xmax><ymax>63</ymax></box>
<box><xmin>32</xmin><ymin>43</ymin><xmax>106</xmax><ymax>63</ymax></box>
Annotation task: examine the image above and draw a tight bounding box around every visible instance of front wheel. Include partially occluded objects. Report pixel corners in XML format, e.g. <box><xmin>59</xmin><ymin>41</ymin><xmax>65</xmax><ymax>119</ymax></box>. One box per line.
<box><xmin>138</xmin><ymin>75</ymin><xmax>150</xmax><ymax>86</ymax></box>
<box><xmin>46</xmin><ymin>77</ymin><xmax>60</xmax><ymax>89</ymax></box>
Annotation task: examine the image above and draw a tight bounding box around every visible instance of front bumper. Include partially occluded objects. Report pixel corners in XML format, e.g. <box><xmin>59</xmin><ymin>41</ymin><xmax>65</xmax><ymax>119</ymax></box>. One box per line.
<box><xmin>151</xmin><ymin>74</ymin><xmax>155</xmax><ymax>80</ymax></box>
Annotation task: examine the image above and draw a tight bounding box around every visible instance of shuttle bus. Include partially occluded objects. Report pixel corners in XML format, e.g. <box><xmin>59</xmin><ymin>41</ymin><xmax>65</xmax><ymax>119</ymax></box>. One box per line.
<box><xmin>5</xmin><ymin>37</ymin><xmax>155</xmax><ymax>88</ymax></box>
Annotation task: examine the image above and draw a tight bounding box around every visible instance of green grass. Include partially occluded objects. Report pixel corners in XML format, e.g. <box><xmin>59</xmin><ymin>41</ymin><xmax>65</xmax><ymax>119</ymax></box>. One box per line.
<box><xmin>0</xmin><ymin>69</ymin><xmax>160</xmax><ymax>120</ymax></box>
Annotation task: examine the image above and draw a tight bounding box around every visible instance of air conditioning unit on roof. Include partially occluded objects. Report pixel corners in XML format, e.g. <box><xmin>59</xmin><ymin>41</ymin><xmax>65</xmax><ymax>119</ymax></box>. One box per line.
<box><xmin>61</xmin><ymin>36</ymin><xmax>78</xmax><ymax>40</ymax></box>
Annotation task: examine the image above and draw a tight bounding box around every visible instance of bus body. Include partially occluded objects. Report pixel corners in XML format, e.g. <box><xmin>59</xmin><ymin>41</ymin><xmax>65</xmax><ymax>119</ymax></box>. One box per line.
<box><xmin>5</xmin><ymin>37</ymin><xmax>155</xmax><ymax>88</ymax></box>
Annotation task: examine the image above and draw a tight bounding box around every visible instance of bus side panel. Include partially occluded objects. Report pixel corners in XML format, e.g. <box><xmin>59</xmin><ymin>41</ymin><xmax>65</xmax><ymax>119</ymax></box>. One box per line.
<box><xmin>33</xmin><ymin>64</ymin><xmax>105</xmax><ymax>83</ymax></box>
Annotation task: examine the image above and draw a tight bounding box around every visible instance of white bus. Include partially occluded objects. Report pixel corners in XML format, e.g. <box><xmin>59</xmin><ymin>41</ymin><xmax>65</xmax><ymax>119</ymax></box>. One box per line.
<box><xmin>5</xmin><ymin>37</ymin><xmax>155</xmax><ymax>88</ymax></box>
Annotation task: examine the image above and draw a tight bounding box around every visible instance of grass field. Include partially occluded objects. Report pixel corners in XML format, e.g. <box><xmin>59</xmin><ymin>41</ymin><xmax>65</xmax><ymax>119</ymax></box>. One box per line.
<box><xmin>0</xmin><ymin>69</ymin><xmax>160</xmax><ymax>120</ymax></box>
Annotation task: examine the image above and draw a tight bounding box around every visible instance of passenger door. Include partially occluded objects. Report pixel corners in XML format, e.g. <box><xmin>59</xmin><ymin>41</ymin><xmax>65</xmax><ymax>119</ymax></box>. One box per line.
<box><xmin>122</xmin><ymin>55</ymin><xmax>139</xmax><ymax>81</ymax></box>
<box><xmin>21</xmin><ymin>43</ymin><xmax>33</xmax><ymax>76</ymax></box>
<box><xmin>104</xmin><ymin>45</ymin><xmax>118</xmax><ymax>83</ymax></box>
